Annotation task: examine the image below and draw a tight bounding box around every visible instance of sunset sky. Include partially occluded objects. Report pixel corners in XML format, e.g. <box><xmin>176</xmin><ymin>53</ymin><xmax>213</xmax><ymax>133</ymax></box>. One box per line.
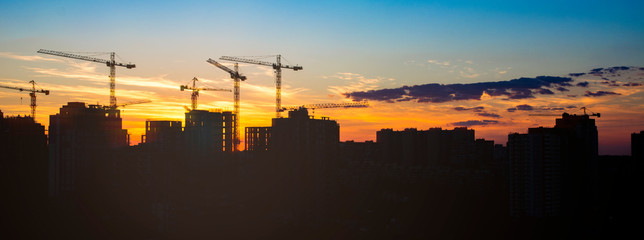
<box><xmin>1</xmin><ymin>0</ymin><xmax>643</xmax><ymax>155</ymax></box>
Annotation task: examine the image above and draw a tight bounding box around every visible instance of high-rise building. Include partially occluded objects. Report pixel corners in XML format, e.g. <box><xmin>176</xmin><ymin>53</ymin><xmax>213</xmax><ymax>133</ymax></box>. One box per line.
<box><xmin>507</xmin><ymin>113</ymin><xmax>599</xmax><ymax>217</ymax></box>
<box><xmin>376</xmin><ymin>127</ymin><xmax>477</xmax><ymax>166</ymax></box>
<box><xmin>508</xmin><ymin>128</ymin><xmax>568</xmax><ymax>217</ymax></box>
<box><xmin>184</xmin><ymin>109</ymin><xmax>235</xmax><ymax>153</ymax></box>
<box><xmin>0</xmin><ymin>111</ymin><xmax>49</xmax><ymax>237</ymax></box>
<box><xmin>271</xmin><ymin>108</ymin><xmax>339</xmax><ymax>163</ymax></box>
<box><xmin>245</xmin><ymin>126</ymin><xmax>271</xmax><ymax>152</ymax></box>
<box><xmin>48</xmin><ymin>102</ymin><xmax>128</xmax><ymax>198</ymax></box>
<box><xmin>143</xmin><ymin>120</ymin><xmax>182</xmax><ymax>147</ymax></box>
<box><xmin>632</xmin><ymin>131</ymin><xmax>644</xmax><ymax>161</ymax></box>
<box><xmin>0</xmin><ymin>112</ymin><xmax>49</xmax><ymax>205</ymax></box>
<box><xmin>270</xmin><ymin>108</ymin><xmax>340</xmax><ymax>220</ymax></box>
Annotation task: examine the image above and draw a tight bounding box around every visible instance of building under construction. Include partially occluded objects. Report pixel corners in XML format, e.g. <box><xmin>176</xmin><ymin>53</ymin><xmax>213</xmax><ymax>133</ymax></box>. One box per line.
<box><xmin>245</xmin><ymin>127</ymin><xmax>271</xmax><ymax>152</ymax></box>
<box><xmin>48</xmin><ymin>102</ymin><xmax>128</xmax><ymax>198</ymax></box>
<box><xmin>143</xmin><ymin>120</ymin><xmax>182</xmax><ymax>148</ymax></box>
<box><xmin>184</xmin><ymin>109</ymin><xmax>235</xmax><ymax>153</ymax></box>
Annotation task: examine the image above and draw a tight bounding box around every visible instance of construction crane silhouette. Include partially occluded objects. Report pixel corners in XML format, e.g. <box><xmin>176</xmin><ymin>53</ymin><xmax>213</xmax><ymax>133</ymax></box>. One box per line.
<box><xmin>114</xmin><ymin>100</ymin><xmax>152</xmax><ymax>108</ymax></box>
<box><xmin>207</xmin><ymin>58</ymin><xmax>247</xmax><ymax>152</ymax></box>
<box><xmin>180</xmin><ymin>77</ymin><xmax>231</xmax><ymax>111</ymax></box>
<box><xmin>580</xmin><ymin>107</ymin><xmax>601</xmax><ymax>118</ymax></box>
<box><xmin>279</xmin><ymin>101</ymin><xmax>369</xmax><ymax>116</ymax></box>
<box><xmin>219</xmin><ymin>55</ymin><xmax>302</xmax><ymax>118</ymax></box>
<box><xmin>37</xmin><ymin>49</ymin><xmax>135</xmax><ymax>108</ymax></box>
<box><xmin>529</xmin><ymin>107</ymin><xmax>601</xmax><ymax>118</ymax></box>
<box><xmin>0</xmin><ymin>80</ymin><xmax>50</xmax><ymax>119</ymax></box>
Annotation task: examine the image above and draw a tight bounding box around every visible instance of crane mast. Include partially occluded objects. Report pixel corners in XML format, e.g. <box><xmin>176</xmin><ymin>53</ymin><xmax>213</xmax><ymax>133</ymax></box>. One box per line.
<box><xmin>219</xmin><ymin>55</ymin><xmax>302</xmax><ymax>118</ymax></box>
<box><xmin>37</xmin><ymin>49</ymin><xmax>135</xmax><ymax>108</ymax></box>
<box><xmin>0</xmin><ymin>80</ymin><xmax>50</xmax><ymax>119</ymax></box>
<box><xmin>206</xmin><ymin>58</ymin><xmax>247</xmax><ymax>152</ymax></box>
<box><xmin>180</xmin><ymin>77</ymin><xmax>231</xmax><ymax>110</ymax></box>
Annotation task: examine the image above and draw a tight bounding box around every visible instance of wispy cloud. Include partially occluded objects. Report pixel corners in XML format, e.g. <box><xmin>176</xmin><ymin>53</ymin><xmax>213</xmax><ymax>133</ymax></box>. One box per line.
<box><xmin>0</xmin><ymin>52</ymin><xmax>64</xmax><ymax>62</ymax></box>
<box><xmin>326</xmin><ymin>72</ymin><xmax>385</xmax><ymax>96</ymax></box>
<box><xmin>26</xmin><ymin>66</ymin><xmax>180</xmax><ymax>90</ymax></box>
<box><xmin>451</xmin><ymin>120</ymin><xmax>499</xmax><ymax>127</ymax></box>
<box><xmin>427</xmin><ymin>59</ymin><xmax>450</xmax><ymax>67</ymax></box>
<box><xmin>453</xmin><ymin>106</ymin><xmax>501</xmax><ymax>118</ymax></box>
<box><xmin>584</xmin><ymin>90</ymin><xmax>621</xmax><ymax>97</ymax></box>
<box><xmin>459</xmin><ymin>67</ymin><xmax>480</xmax><ymax>79</ymax></box>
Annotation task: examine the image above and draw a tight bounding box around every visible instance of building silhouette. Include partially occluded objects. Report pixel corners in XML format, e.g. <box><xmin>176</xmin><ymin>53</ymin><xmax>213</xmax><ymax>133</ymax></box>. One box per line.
<box><xmin>4</xmin><ymin>98</ymin><xmax>636</xmax><ymax>238</ymax></box>
<box><xmin>245</xmin><ymin>126</ymin><xmax>271</xmax><ymax>151</ymax></box>
<box><xmin>184</xmin><ymin>109</ymin><xmax>235</xmax><ymax>153</ymax></box>
<box><xmin>507</xmin><ymin>113</ymin><xmax>599</xmax><ymax>217</ymax></box>
<box><xmin>508</xmin><ymin>128</ymin><xmax>568</xmax><ymax>217</ymax></box>
<box><xmin>270</xmin><ymin>107</ymin><xmax>340</xmax><ymax>222</ymax></box>
<box><xmin>632</xmin><ymin>131</ymin><xmax>644</xmax><ymax>161</ymax></box>
<box><xmin>0</xmin><ymin>110</ymin><xmax>52</xmax><ymax>238</ymax></box>
<box><xmin>48</xmin><ymin>102</ymin><xmax>128</xmax><ymax>198</ymax></box>
<box><xmin>272</xmin><ymin>107</ymin><xmax>339</xmax><ymax>164</ymax></box>
<box><xmin>0</xmin><ymin>111</ymin><xmax>49</xmax><ymax>235</ymax></box>
<box><xmin>143</xmin><ymin>120</ymin><xmax>182</xmax><ymax>147</ymax></box>
<box><xmin>376</xmin><ymin>127</ymin><xmax>490</xmax><ymax>167</ymax></box>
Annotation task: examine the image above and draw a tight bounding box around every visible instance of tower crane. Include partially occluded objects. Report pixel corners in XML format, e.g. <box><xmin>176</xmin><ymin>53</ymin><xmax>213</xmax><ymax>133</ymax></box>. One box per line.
<box><xmin>114</xmin><ymin>100</ymin><xmax>152</xmax><ymax>108</ymax></box>
<box><xmin>37</xmin><ymin>49</ymin><xmax>135</xmax><ymax>108</ymax></box>
<box><xmin>529</xmin><ymin>107</ymin><xmax>600</xmax><ymax>118</ymax></box>
<box><xmin>0</xmin><ymin>80</ymin><xmax>50</xmax><ymax>119</ymax></box>
<box><xmin>207</xmin><ymin>58</ymin><xmax>247</xmax><ymax>152</ymax></box>
<box><xmin>180</xmin><ymin>77</ymin><xmax>231</xmax><ymax>110</ymax></box>
<box><xmin>580</xmin><ymin>107</ymin><xmax>601</xmax><ymax>118</ymax></box>
<box><xmin>279</xmin><ymin>101</ymin><xmax>369</xmax><ymax>116</ymax></box>
<box><xmin>219</xmin><ymin>55</ymin><xmax>302</xmax><ymax>118</ymax></box>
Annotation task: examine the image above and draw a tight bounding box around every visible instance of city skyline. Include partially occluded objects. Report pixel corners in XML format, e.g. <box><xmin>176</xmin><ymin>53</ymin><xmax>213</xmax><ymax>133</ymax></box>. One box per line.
<box><xmin>2</xmin><ymin>0</ymin><xmax>644</xmax><ymax>155</ymax></box>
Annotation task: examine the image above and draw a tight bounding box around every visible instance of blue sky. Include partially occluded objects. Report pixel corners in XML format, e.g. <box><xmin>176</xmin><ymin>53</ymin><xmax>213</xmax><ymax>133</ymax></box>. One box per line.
<box><xmin>1</xmin><ymin>0</ymin><xmax>644</xmax><ymax>154</ymax></box>
<box><xmin>3</xmin><ymin>1</ymin><xmax>642</xmax><ymax>73</ymax></box>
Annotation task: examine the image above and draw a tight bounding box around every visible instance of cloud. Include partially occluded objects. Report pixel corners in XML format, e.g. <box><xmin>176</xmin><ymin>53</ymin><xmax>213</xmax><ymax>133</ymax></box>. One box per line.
<box><xmin>477</xmin><ymin>112</ymin><xmax>501</xmax><ymax>118</ymax></box>
<box><xmin>459</xmin><ymin>67</ymin><xmax>480</xmax><ymax>79</ymax></box>
<box><xmin>588</xmin><ymin>66</ymin><xmax>635</xmax><ymax>76</ymax></box>
<box><xmin>453</xmin><ymin>106</ymin><xmax>501</xmax><ymax>118</ymax></box>
<box><xmin>584</xmin><ymin>90</ymin><xmax>621</xmax><ymax>97</ymax></box>
<box><xmin>556</xmin><ymin>87</ymin><xmax>570</xmax><ymax>92</ymax></box>
<box><xmin>601</xmin><ymin>80</ymin><xmax>620</xmax><ymax>87</ymax></box>
<box><xmin>26</xmin><ymin>67</ymin><xmax>180</xmax><ymax>90</ymax></box>
<box><xmin>0</xmin><ymin>52</ymin><xmax>64</xmax><ymax>62</ymax></box>
<box><xmin>344</xmin><ymin>76</ymin><xmax>573</xmax><ymax>103</ymax></box>
<box><xmin>427</xmin><ymin>59</ymin><xmax>450</xmax><ymax>67</ymax></box>
<box><xmin>516</xmin><ymin>104</ymin><xmax>534</xmax><ymax>111</ymax></box>
<box><xmin>327</xmin><ymin>72</ymin><xmax>385</xmax><ymax>97</ymax></box>
<box><xmin>538</xmin><ymin>88</ymin><xmax>554</xmax><ymax>94</ymax></box>
<box><xmin>569</xmin><ymin>73</ymin><xmax>585</xmax><ymax>77</ymax></box>
<box><xmin>623</xmin><ymin>82</ymin><xmax>642</xmax><ymax>87</ymax></box>
<box><xmin>507</xmin><ymin>104</ymin><xmax>568</xmax><ymax>112</ymax></box>
<box><xmin>451</xmin><ymin>120</ymin><xmax>499</xmax><ymax>127</ymax></box>
<box><xmin>453</xmin><ymin>106</ymin><xmax>484</xmax><ymax>112</ymax></box>
<box><xmin>576</xmin><ymin>81</ymin><xmax>589</xmax><ymax>87</ymax></box>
